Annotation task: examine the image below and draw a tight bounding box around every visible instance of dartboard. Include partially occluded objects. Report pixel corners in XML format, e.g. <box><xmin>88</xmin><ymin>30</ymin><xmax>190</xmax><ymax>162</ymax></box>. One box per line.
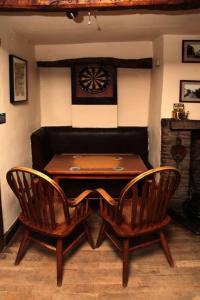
<box><xmin>78</xmin><ymin>66</ymin><xmax>111</xmax><ymax>94</ymax></box>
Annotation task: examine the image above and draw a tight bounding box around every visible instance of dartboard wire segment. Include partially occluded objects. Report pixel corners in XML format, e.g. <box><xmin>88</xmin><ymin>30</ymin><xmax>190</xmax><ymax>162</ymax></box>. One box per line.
<box><xmin>79</xmin><ymin>66</ymin><xmax>111</xmax><ymax>94</ymax></box>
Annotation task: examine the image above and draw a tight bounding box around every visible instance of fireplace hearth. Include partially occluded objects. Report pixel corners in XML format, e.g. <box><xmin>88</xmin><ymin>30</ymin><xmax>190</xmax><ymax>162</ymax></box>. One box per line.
<box><xmin>187</xmin><ymin>193</ymin><xmax>200</xmax><ymax>219</ymax></box>
<box><xmin>161</xmin><ymin>119</ymin><xmax>200</xmax><ymax>234</ymax></box>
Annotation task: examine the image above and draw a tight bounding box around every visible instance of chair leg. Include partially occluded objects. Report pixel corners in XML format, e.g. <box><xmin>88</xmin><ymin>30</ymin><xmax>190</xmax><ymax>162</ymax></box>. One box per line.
<box><xmin>122</xmin><ymin>239</ymin><xmax>130</xmax><ymax>287</ymax></box>
<box><xmin>15</xmin><ymin>228</ymin><xmax>30</xmax><ymax>265</ymax></box>
<box><xmin>83</xmin><ymin>222</ymin><xmax>95</xmax><ymax>249</ymax></box>
<box><xmin>160</xmin><ymin>231</ymin><xmax>174</xmax><ymax>267</ymax></box>
<box><xmin>96</xmin><ymin>220</ymin><xmax>107</xmax><ymax>248</ymax></box>
<box><xmin>56</xmin><ymin>239</ymin><xmax>63</xmax><ymax>287</ymax></box>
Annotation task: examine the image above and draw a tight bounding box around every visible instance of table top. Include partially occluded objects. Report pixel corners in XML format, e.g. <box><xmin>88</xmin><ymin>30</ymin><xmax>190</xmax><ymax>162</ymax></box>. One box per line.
<box><xmin>44</xmin><ymin>153</ymin><xmax>147</xmax><ymax>177</ymax></box>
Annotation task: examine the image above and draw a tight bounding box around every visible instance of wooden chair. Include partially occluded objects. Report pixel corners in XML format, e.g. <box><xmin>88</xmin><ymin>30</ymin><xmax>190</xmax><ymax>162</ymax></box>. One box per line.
<box><xmin>95</xmin><ymin>166</ymin><xmax>181</xmax><ymax>287</ymax></box>
<box><xmin>6</xmin><ymin>166</ymin><xmax>94</xmax><ymax>286</ymax></box>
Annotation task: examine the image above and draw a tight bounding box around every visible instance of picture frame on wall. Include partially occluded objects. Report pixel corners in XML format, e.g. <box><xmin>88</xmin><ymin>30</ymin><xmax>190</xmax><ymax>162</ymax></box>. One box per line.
<box><xmin>180</xmin><ymin>80</ymin><xmax>200</xmax><ymax>103</ymax></box>
<box><xmin>71</xmin><ymin>63</ymin><xmax>117</xmax><ymax>105</ymax></box>
<box><xmin>182</xmin><ymin>40</ymin><xmax>200</xmax><ymax>63</ymax></box>
<box><xmin>9</xmin><ymin>55</ymin><xmax>28</xmax><ymax>103</ymax></box>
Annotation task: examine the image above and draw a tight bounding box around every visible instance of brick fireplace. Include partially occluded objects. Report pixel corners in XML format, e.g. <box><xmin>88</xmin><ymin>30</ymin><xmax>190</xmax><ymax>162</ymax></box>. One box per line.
<box><xmin>161</xmin><ymin>118</ymin><xmax>200</xmax><ymax>234</ymax></box>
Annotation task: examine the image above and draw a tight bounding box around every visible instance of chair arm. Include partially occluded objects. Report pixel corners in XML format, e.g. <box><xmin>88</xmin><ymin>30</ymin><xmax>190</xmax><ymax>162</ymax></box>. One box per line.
<box><xmin>68</xmin><ymin>189</ymin><xmax>94</xmax><ymax>207</ymax></box>
<box><xmin>95</xmin><ymin>188</ymin><xmax>118</xmax><ymax>206</ymax></box>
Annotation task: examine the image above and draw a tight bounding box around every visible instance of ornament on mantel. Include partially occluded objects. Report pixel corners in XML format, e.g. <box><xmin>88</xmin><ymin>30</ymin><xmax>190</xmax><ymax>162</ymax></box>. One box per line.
<box><xmin>172</xmin><ymin>103</ymin><xmax>189</xmax><ymax>120</ymax></box>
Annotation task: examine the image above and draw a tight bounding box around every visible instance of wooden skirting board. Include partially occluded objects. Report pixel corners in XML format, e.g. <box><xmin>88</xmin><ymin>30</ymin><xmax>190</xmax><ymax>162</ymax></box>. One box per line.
<box><xmin>0</xmin><ymin>218</ymin><xmax>20</xmax><ymax>251</ymax></box>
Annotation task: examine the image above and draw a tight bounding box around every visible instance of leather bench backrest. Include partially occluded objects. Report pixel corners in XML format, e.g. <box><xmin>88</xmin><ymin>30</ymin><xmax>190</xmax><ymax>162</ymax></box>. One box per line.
<box><xmin>31</xmin><ymin>126</ymin><xmax>149</xmax><ymax>171</ymax></box>
<box><xmin>47</xmin><ymin>126</ymin><xmax>148</xmax><ymax>157</ymax></box>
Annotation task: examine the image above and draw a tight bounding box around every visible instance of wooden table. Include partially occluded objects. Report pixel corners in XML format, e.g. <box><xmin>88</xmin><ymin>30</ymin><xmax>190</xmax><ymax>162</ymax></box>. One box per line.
<box><xmin>44</xmin><ymin>153</ymin><xmax>147</xmax><ymax>183</ymax></box>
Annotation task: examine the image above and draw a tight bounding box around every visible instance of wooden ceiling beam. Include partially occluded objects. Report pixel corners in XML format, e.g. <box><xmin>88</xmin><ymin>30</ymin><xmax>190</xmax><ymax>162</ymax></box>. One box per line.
<box><xmin>0</xmin><ymin>0</ymin><xmax>200</xmax><ymax>12</ymax></box>
<box><xmin>37</xmin><ymin>57</ymin><xmax>152</xmax><ymax>69</ymax></box>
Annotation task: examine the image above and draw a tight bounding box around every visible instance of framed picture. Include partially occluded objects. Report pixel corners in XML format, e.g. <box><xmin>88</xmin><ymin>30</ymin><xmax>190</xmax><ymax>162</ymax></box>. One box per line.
<box><xmin>71</xmin><ymin>63</ymin><xmax>117</xmax><ymax>105</ymax></box>
<box><xmin>182</xmin><ymin>40</ymin><xmax>200</xmax><ymax>63</ymax></box>
<box><xmin>180</xmin><ymin>80</ymin><xmax>200</xmax><ymax>103</ymax></box>
<box><xmin>9</xmin><ymin>55</ymin><xmax>28</xmax><ymax>103</ymax></box>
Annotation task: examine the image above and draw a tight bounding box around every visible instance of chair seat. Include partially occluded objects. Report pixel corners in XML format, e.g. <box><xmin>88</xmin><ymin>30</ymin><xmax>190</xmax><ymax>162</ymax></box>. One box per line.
<box><xmin>100</xmin><ymin>210</ymin><xmax>171</xmax><ymax>237</ymax></box>
<box><xmin>20</xmin><ymin>209</ymin><xmax>91</xmax><ymax>238</ymax></box>
<box><xmin>100</xmin><ymin>197</ymin><xmax>171</xmax><ymax>237</ymax></box>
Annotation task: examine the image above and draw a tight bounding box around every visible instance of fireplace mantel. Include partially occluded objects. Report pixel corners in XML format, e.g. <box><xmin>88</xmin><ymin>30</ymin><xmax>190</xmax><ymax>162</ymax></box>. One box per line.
<box><xmin>161</xmin><ymin>118</ymin><xmax>200</xmax><ymax>131</ymax></box>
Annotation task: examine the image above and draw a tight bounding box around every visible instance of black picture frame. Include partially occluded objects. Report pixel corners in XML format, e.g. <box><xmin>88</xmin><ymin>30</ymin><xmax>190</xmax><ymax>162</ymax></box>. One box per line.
<box><xmin>182</xmin><ymin>40</ymin><xmax>200</xmax><ymax>63</ymax></box>
<box><xmin>71</xmin><ymin>63</ymin><xmax>117</xmax><ymax>105</ymax></box>
<box><xmin>9</xmin><ymin>55</ymin><xmax>28</xmax><ymax>103</ymax></box>
<box><xmin>180</xmin><ymin>80</ymin><xmax>200</xmax><ymax>103</ymax></box>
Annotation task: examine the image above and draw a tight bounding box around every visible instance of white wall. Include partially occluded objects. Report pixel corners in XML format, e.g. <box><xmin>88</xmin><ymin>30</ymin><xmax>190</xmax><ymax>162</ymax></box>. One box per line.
<box><xmin>36</xmin><ymin>41</ymin><xmax>152</xmax><ymax>61</ymax></box>
<box><xmin>36</xmin><ymin>41</ymin><xmax>152</xmax><ymax>127</ymax></box>
<box><xmin>72</xmin><ymin>105</ymin><xmax>118</xmax><ymax>128</ymax></box>
<box><xmin>148</xmin><ymin>36</ymin><xmax>164</xmax><ymax>167</ymax></box>
<box><xmin>118</xmin><ymin>68</ymin><xmax>151</xmax><ymax>126</ymax></box>
<box><xmin>40</xmin><ymin>68</ymin><xmax>71</xmax><ymax>126</ymax></box>
<box><xmin>0</xmin><ymin>28</ymin><xmax>40</xmax><ymax>232</ymax></box>
<box><xmin>162</xmin><ymin>35</ymin><xmax>200</xmax><ymax>120</ymax></box>
<box><xmin>149</xmin><ymin>34</ymin><xmax>200</xmax><ymax>168</ymax></box>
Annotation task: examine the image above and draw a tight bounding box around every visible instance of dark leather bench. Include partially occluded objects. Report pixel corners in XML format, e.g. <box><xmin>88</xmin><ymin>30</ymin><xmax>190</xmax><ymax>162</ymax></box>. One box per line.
<box><xmin>31</xmin><ymin>126</ymin><xmax>150</xmax><ymax>196</ymax></box>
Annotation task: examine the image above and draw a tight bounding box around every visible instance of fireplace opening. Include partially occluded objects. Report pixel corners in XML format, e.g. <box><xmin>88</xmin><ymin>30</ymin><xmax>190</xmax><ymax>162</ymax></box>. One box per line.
<box><xmin>187</xmin><ymin>131</ymin><xmax>200</xmax><ymax>219</ymax></box>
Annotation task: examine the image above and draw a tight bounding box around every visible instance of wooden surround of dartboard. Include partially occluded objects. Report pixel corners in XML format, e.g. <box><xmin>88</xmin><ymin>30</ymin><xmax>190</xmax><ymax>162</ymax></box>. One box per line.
<box><xmin>71</xmin><ymin>62</ymin><xmax>117</xmax><ymax>104</ymax></box>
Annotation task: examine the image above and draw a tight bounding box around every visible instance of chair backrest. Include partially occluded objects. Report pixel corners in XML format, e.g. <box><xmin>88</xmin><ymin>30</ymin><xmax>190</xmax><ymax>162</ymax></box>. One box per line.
<box><xmin>6</xmin><ymin>167</ymin><xmax>73</xmax><ymax>231</ymax></box>
<box><xmin>117</xmin><ymin>166</ymin><xmax>180</xmax><ymax>230</ymax></box>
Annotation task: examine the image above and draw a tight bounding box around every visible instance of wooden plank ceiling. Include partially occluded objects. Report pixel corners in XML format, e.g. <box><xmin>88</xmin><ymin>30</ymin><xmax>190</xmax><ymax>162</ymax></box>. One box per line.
<box><xmin>0</xmin><ymin>0</ymin><xmax>199</xmax><ymax>11</ymax></box>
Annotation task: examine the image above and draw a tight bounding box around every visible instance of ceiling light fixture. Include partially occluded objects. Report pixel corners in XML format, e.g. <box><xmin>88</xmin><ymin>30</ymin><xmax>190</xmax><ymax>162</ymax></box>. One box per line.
<box><xmin>94</xmin><ymin>12</ymin><xmax>101</xmax><ymax>31</ymax></box>
<box><xmin>87</xmin><ymin>11</ymin><xmax>101</xmax><ymax>31</ymax></box>
<box><xmin>66</xmin><ymin>9</ymin><xmax>101</xmax><ymax>31</ymax></box>
<box><xmin>88</xmin><ymin>11</ymin><xmax>91</xmax><ymax>25</ymax></box>
<box><xmin>66</xmin><ymin>11</ymin><xmax>78</xmax><ymax>20</ymax></box>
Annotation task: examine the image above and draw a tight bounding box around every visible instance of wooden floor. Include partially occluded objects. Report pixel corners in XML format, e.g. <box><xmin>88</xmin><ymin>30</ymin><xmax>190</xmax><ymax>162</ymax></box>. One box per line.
<box><xmin>0</xmin><ymin>214</ymin><xmax>200</xmax><ymax>300</ymax></box>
